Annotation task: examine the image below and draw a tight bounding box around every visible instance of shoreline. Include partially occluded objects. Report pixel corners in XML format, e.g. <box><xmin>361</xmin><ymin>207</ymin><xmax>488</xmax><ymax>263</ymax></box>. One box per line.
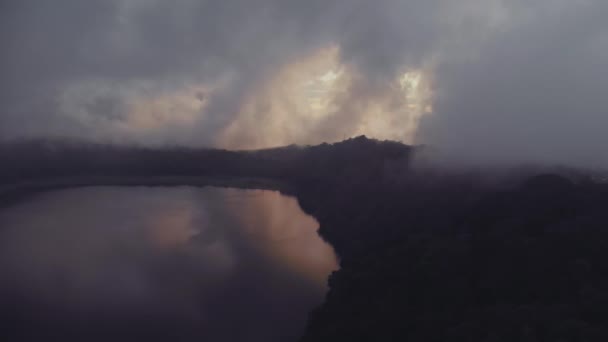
<box><xmin>0</xmin><ymin>176</ymin><xmax>295</xmax><ymax>209</ymax></box>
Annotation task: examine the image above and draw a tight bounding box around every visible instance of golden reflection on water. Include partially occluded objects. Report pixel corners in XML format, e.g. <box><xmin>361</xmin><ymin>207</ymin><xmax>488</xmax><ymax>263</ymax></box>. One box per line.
<box><xmin>219</xmin><ymin>188</ymin><xmax>338</xmax><ymax>289</ymax></box>
<box><xmin>0</xmin><ymin>186</ymin><xmax>337</xmax><ymax>290</ymax></box>
<box><xmin>148</xmin><ymin>206</ymin><xmax>199</xmax><ymax>250</ymax></box>
<box><xmin>138</xmin><ymin>187</ymin><xmax>337</xmax><ymax>288</ymax></box>
<box><xmin>0</xmin><ymin>186</ymin><xmax>337</xmax><ymax>341</ymax></box>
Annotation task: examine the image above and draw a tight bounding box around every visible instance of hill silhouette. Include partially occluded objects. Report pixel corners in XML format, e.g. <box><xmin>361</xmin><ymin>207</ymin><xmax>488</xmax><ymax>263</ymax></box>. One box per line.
<box><xmin>2</xmin><ymin>137</ymin><xmax>608</xmax><ymax>341</ymax></box>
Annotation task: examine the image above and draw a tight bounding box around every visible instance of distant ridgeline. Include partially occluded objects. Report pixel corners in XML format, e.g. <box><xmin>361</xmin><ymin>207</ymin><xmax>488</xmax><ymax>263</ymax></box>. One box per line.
<box><xmin>2</xmin><ymin>136</ymin><xmax>608</xmax><ymax>341</ymax></box>
<box><xmin>0</xmin><ymin>135</ymin><xmax>409</xmax><ymax>187</ymax></box>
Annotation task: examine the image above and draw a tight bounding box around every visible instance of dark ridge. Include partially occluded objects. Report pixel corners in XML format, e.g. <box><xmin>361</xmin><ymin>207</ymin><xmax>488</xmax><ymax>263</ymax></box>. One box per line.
<box><xmin>2</xmin><ymin>138</ymin><xmax>608</xmax><ymax>341</ymax></box>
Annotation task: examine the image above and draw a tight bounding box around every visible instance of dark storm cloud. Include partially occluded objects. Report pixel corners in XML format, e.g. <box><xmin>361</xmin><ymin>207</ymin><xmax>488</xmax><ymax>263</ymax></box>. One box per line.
<box><xmin>337</xmin><ymin>0</ymin><xmax>439</xmax><ymax>79</ymax></box>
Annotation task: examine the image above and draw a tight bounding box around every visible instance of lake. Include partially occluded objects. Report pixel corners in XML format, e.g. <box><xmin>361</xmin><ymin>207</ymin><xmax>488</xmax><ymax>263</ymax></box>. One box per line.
<box><xmin>0</xmin><ymin>186</ymin><xmax>338</xmax><ymax>341</ymax></box>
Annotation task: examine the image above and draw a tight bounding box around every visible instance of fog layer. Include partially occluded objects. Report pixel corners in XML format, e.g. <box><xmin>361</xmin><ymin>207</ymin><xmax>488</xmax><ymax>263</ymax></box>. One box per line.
<box><xmin>1</xmin><ymin>1</ymin><xmax>607</xmax><ymax>166</ymax></box>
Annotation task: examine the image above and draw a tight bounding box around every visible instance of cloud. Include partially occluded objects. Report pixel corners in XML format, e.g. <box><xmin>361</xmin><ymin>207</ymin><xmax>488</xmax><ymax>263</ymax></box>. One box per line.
<box><xmin>1</xmin><ymin>0</ymin><xmax>607</xmax><ymax>166</ymax></box>
<box><xmin>416</xmin><ymin>0</ymin><xmax>608</xmax><ymax>168</ymax></box>
<box><xmin>0</xmin><ymin>0</ymin><xmax>445</xmax><ymax>146</ymax></box>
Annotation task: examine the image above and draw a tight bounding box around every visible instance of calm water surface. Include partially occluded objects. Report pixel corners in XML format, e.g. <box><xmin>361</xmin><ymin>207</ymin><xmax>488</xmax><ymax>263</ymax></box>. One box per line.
<box><xmin>0</xmin><ymin>187</ymin><xmax>337</xmax><ymax>341</ymax></box>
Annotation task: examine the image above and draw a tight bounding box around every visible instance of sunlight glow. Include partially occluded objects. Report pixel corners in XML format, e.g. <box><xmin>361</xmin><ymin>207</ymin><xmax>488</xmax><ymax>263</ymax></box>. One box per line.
<box><xmin>125</xmin><ymin>85</ymin><xmax>209</xmax><ymax>131</ymax></box>
<box><xmin>66</xmin><ymin>46</ymin><xmax>433</xmax><ymax>148</ymax></box>
<box><xmin>217</xmin><ymin>45</ymin><xmax>433</xmax><ymax>149</ymax></box>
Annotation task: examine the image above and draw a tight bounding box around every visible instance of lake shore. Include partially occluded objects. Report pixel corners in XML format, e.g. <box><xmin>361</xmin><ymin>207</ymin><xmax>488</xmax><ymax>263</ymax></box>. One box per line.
<box><xmin>0</xmin><ymin>176</ymin><xmax>295</xmax><ymax>209</ymax></box>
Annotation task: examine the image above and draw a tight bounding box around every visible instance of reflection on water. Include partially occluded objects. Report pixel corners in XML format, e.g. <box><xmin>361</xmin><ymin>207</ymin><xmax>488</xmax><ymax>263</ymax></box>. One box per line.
<box><xmin>0</xmin><ymin>187</ymin><xmax>337</xmax><ymax>341</ymax></box>
<box><xmin>221</xmin><ymin>188</ymin><xmax>337</xmax><ymax>287</ymax></box>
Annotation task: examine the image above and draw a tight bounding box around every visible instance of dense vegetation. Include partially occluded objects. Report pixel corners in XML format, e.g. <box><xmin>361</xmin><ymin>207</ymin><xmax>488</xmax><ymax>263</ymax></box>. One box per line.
<box><xmin>2</xmin><ymin>136</ymin><xmax>608</xmax><ymax>341</ymax></box>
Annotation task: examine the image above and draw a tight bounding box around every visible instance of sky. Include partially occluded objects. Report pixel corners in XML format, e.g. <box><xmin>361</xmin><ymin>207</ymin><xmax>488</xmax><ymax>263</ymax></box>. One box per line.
<box><xmin>1</xmin><ymin>0</ymin><xmax>607</xmax><ymax>167</ymax></box>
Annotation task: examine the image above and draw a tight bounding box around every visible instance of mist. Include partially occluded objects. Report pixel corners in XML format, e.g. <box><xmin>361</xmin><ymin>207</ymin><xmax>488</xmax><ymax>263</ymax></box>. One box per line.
<box><xmin>416</xmin><ymin>0</ymin><xmax>608</xmax><ymax>168</ymax></box>
<box><xmin>1</xmin><ymin>0</ymin><xmax>607</xmax><ymax>167</ymax></box>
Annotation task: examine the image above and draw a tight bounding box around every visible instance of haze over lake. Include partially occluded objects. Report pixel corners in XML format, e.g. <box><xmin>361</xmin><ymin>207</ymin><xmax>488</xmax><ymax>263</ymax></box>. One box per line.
<box><xmin>0</xmin><ymin>186</ymin><xmax>338</xmax><ymax>341</ymax></box>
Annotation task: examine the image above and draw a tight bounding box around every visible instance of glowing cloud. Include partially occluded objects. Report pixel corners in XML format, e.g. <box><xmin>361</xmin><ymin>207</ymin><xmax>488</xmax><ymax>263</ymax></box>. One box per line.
<box><xmin>217</xmin><ymin>45</ymin><xmax>433</xmax><ymax>149</ymax></box>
